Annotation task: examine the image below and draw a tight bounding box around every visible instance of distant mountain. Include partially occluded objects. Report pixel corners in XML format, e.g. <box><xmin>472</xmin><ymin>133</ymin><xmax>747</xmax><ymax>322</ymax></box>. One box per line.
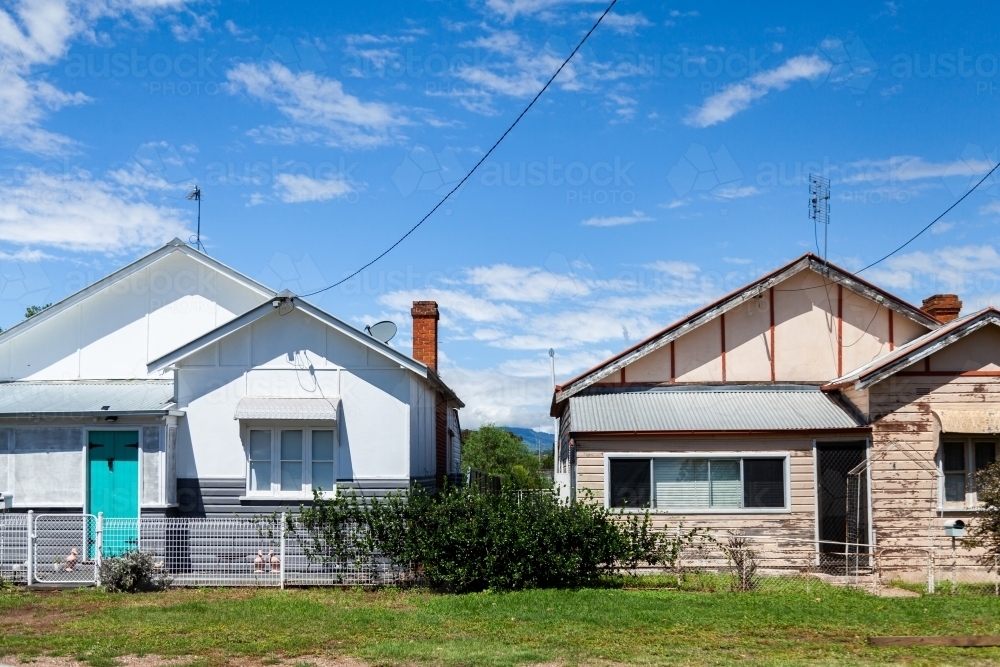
<box><xmin>501</xmin><ymin>427</ymin><xmax>554</xmax><ymax>455</ymax></box>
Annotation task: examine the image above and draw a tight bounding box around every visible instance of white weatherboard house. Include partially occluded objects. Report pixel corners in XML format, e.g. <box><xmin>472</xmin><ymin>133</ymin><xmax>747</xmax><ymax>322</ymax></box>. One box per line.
<box><xmin>0</xmin><ymin>239</ymin><xmax>462</xmax><ymax>518</ymax></box>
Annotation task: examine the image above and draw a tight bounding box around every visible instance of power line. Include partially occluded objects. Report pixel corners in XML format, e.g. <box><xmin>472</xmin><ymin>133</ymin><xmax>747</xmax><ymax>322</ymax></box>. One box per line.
<box><xmin>301</xmin><ymin>0</ymin><xmax>619</xmax><ymax>298</ymax></box>
<box><xmin>776</xmin><ymin>160</ymin><xmax>1000</xmax><ymax>292</ymax></box>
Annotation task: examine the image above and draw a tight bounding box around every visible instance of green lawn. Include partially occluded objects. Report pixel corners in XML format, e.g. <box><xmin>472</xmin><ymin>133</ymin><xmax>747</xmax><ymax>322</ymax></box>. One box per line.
<box><xmin>2</xmin><ymin>581</ymin><xmax>1000</xmax><ymax>666</ymax></box>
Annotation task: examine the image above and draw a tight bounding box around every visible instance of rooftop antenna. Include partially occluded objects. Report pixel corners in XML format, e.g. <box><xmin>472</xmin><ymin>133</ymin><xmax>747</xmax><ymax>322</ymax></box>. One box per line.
<box><xmin>187</xmin><ymin>185</ymin><xmax>203</xmax><ymax>251</ymax></box>
<box><xmin>809</xmin><ymin>174</ymin><xmax>830</xmax><ymax>272</ymax></box>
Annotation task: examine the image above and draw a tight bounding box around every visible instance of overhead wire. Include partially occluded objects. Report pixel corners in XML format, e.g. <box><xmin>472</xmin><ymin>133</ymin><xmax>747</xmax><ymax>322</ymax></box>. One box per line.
<box><xmin>299</xmin><ymin>0</ymin><xmax>619</xmax><ymax>299</ymax></box>
<box><xmin>776</xmin><ymin>160</ymin><xmax>1000</xmax><ymax>293</ymax></box>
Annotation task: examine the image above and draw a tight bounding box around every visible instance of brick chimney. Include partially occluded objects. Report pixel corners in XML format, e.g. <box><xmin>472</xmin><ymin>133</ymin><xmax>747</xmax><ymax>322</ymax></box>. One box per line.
<box><xmin>411</xmin><ymin>301</ymin><xmax>439</xmax><ymax>371</ymax></box>
<box><xmin>922</xmin><ymin>294</ymin><xmax>962</xmax><ymax>323</ymax></box>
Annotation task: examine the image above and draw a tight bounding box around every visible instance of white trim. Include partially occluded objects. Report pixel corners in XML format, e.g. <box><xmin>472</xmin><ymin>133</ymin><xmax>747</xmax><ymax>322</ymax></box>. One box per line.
<box><xmin>936</xmin><ymin>436</ymin><xmax>998</xmax><ymax>510</ymax></box>
<box><xmin>242</xmin><ymin>423</ymin><xmax>339</xmax><ymax>500</ymax></box>
<box><xmin>603</xmin><ymin>451</ymin><xmax>791</xmax><ymax>514</ymax></box>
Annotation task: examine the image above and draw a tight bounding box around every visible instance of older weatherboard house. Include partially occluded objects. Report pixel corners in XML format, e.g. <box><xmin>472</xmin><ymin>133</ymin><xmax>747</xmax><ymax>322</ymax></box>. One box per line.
<box><xmin>0</xmin><ymin>239</ymin><xmax>462</xmax><ymax>519</ymax></box>
<box><xmin>552</xmin><ymin>253</ymin><xmax>1000</xmax><ymax>564</ymax></box>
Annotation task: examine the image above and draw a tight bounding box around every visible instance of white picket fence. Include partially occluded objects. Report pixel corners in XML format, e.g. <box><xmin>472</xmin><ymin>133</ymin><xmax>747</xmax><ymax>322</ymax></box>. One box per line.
<box><xmin>0</xmin><ymin>511</ymin><xmax>409</xmax><ymax>587</ymax></box>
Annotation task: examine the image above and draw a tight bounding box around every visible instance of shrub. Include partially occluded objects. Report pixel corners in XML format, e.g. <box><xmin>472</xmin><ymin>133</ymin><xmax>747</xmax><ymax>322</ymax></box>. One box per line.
<box><xmin>289</xmin><ymin>486</ymin><xmax>706</xmax><ymax>593</ymax></box>
<box><xmin>98</xmin><ymin>550</ymin><xmax>170</xmax><ymax>593</ymax></box>
<box><xmin>969</xmin><ymin>460</ymin><xmax>1000</xmax><ymax>569</ymax></box>
<box><xmin>721</xmin><ymin>531</ymin><xmax>759</xmax><ymax>592</ymax></box>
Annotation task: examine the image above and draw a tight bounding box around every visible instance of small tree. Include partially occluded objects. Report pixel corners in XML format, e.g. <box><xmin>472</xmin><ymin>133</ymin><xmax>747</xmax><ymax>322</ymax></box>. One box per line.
<box><xmin>969</xmin><ymin>461</ymin><xmax>1000</xmax><ymax>568</ymax></box>
<box><xmin>25</xmin><ymin>304</ymin><xmax>52</xmax><ymax>318</ymax></box>
<box><xmin>461</xmin><ymin>424</ymin><xmax>546</xmax><ymax>489</ymax></box>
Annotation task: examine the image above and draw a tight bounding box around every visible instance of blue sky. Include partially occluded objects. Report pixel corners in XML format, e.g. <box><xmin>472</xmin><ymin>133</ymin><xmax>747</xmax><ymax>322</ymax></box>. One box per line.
<box><xmin>1</xmin><ymin>0</ymin><xmax>999</xmax><ymax>429</ymax></box>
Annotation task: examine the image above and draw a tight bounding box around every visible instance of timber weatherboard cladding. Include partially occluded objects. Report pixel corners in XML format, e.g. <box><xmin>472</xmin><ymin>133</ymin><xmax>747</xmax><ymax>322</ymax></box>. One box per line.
<box><xmin>574</xmin><ymin>434</ymin><xmax>825</xmax><ymax>540</ymax></box>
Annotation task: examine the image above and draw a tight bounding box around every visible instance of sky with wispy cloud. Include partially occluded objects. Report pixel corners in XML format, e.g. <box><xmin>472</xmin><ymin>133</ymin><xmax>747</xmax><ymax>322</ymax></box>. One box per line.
<box><xmin>1</xmin><ymin>0</ymin><xmax>998</xmax><ymax>430</ymax></box>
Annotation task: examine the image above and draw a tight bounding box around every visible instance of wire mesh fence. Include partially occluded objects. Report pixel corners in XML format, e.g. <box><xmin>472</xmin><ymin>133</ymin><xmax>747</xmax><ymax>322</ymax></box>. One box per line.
<box><xmin>2</xmin><ymin>513</ymin><xmax>999</xmax><ymax>595</ymax></box>
<box><xmin>0</xmin><ymin>513</ymin><xmax>27</xmax><ymax>584</ymax></box>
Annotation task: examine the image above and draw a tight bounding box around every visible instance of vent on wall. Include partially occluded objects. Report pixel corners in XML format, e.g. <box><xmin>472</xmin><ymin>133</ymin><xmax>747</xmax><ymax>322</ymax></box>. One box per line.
<box><xmin>915</xmin><ymin>387</ymin><xmax>931</xmax><ymax>396</ymax></box>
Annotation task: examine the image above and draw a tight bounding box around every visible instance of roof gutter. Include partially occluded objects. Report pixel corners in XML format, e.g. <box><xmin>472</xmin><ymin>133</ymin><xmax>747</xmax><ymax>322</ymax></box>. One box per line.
<box><xmin>571</xmin><ymin>427</ymin><xmax>872</xmax><ymax>438</ymax></box>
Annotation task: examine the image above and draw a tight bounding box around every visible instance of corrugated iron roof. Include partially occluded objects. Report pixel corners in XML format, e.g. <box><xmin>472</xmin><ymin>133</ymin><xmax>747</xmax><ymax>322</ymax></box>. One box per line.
<box><xmin>570</xmin><ymin>386</ymin><xmax>862</xmax><ymax>433</ymax></box>
<box><xmin>0</xmin><ymin>380</ymin><xmax>174</xmax><ymax>415</ymax></box>
<box><xmin>234</xmin><ymin>397</ymin><xmax>340</xmax><ymax>420</ymax></box>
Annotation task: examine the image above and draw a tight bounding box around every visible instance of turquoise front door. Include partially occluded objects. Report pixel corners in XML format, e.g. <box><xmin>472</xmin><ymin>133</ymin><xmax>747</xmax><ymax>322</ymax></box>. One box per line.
<box><xmin>88</xmin><ymin>431</ymin><xmax>139</xmax><ymax>555</ymax></box>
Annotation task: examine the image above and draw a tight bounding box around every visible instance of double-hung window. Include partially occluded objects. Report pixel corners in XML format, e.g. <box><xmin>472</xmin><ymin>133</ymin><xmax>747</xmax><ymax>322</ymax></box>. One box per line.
<box><xmin>246</xmin><ymin>427</ymin><xmax>338</xmax><ymax>497</ymax></box>
<box><xmin>607</xmin><ymin>455</ymin><xmax>787</xmax><ymax>511</ymax></box>
<box><xmin>940</xmin><ymin>438</ymin><xmax>998</xmax><ymax>508</ymax></box>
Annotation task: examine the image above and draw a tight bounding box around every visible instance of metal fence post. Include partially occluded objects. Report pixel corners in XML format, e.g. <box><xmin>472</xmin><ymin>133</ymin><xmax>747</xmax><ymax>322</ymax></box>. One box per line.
<box><xmin>927</xmin><ymin>549</ymin><xmax>935</xmax><ymax>595</ymax></box>
<box><xmin>95</xmin><ymin>512</ymin><xmax>103</xmax><ymax>585</ymax></box>
<box><xmin>279</xmin><ymin>512</ymin><xmax>287</xmax><ymax>590</ymax></box>
<box><xmin>25</xmin><ymin>510</ymin><xmax>33</xmax><ymax>586</ymax></box>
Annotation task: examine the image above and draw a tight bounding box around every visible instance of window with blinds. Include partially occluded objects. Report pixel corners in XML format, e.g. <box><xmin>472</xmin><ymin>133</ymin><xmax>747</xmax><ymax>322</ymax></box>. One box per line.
<box><xmin>609</xmin><ymin>456</ymin><xmax>786</xmax><ymax>511</ymax></box>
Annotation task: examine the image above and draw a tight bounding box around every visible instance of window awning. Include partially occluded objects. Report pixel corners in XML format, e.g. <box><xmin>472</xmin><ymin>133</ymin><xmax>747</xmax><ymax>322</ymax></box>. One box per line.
<box><xmin>234</xmin><ymin>397</ymin><xmax>340</xmax><ymax>421</ymax></box>
<box><xmin>934</xmin><ymin>410</ymin><xmax>1000</xmax><ymax>434</ymax></box>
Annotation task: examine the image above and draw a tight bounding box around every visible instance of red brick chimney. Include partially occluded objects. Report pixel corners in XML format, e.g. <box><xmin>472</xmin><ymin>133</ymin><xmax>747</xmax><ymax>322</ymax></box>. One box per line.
<box><xmin>411</xmin><ymin>301</ymin><xmax>439</xmax><ymax>371</ymax></box>
<box><xmin>922</xmin><ymin>294</ymin><xmax>962</xmax><ymax>323</ymax></box>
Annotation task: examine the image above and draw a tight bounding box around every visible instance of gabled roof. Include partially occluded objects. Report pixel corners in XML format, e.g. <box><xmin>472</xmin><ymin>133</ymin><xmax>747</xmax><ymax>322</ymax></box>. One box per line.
<box><xmin>0</xmin><ymin>239</ymin><xmax>274</xmax><ymax>346</ymax></box>
<box><xmin>554</xmin><ymin>253</ymin><xmax>940</xmax><ymax>407</ymax></box>
<box><xmin>823</xmin><ymin>307</ymin><xmax>1000</xmax><ymax>391</ymax></box>
<box><xmin>569</xmin><ymin>385</ymin><xmax>864</xmax><ymax>433</ymax></box>
<box><xmin>146</xmin><ymin>294</ymin><xmax>464</xmax><ymax>406</ymax></box>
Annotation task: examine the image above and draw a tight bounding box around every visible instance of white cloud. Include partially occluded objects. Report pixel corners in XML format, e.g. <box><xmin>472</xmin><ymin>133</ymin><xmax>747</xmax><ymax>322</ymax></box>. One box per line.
<box><xmin>0</xmin><ymin>167</ymin><xmax>192</xmax><ymax>253</ymax></box>
<box><xmin>463</xmin><ymin>264</ymin><xmax>591</xmax><ymax>302</ymax></box>
<box><xmin>931</xmin><ymin>221</ymin><xmax>955</xmax><ymax>234</ymax></box>
<box><xmin>273</xmin><ymin>173</ymin><xmax>355</xmax><ymax>203</ymax></box>
<box><xmin>643</xmin><ymin>260</ymin><xmax>700</xmax><ymax>280</ymax></box>
<box><xmin>866</xmin><ymin>245</ymin><xmax>1000</xmax><ymax>297</ymax></box>
<box><xmin>980</xmin><ymin>201</ymin><xmax>1000</xmax><ymax>216</ymax></box>
<box><xmin>684</xmin><ymin>54</ymin><xmax>831</xmax><ymax>127</ymax></box>
<box><xmin>841</xmin><ymin>155</ymin><xmax>995</xmax><ymax>184</ymax></box>
<box><xmin>379</xmin><ymin>288</ymin><xmax>523</xmax><ymax>324</ymax></box>
<box><xmin>447</xmin><ymin>30</ymin><xmax>583</xmax><ymax>114</ymax></box>
<box><xmin>580</xmin><ymin>209</ymin><xmax>653</xmax><ymax>227</ymax></box>
<box><xmin>0</xmin><ymin>0</ymin><xmax>193</xmax><ymax>155</ymax></box>
<box><xmin>594</xmin><ymin>11</ymin><xmax>652</xmax><ymax>34</ymax></box>
<box><xmin>712</xmin><ymin>184</ymin><xmax>761</xmax><ymax>199</ymax></box>
<box><xmin>225</xmin><ymin>62</ymin><xmax>409</xmax><ymax>148</ymax></box>
<box><xmin>483</xmin><ymin>0</ymin><xmax>604</xmax><ymax>20</ymax></box>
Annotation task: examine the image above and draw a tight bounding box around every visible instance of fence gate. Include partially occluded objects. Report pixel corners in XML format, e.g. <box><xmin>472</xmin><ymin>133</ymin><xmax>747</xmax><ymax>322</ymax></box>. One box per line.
<box><xmin>32</xmin><ymin>514</ymin><xmax>97</xmax><ymax>584</ymax></box>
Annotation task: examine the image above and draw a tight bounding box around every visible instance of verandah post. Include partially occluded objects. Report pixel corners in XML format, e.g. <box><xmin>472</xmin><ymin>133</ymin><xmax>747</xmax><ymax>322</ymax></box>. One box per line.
<box><xmin>279</xmin><ymin>512</ymin><xmax>286</xmax><ymax>590</ymax></box>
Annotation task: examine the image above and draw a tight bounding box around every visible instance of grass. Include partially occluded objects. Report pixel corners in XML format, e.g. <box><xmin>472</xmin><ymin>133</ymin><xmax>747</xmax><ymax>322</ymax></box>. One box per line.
<box><xmin>2</xmin><ymin>580</ymin><xmax>1000</xmax><ymax>666</ymax></box>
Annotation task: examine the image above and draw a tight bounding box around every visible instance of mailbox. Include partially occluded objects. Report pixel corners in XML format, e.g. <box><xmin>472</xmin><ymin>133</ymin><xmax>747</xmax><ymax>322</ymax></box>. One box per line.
<box><xmin>944</xmin><ymin>519</ymin><xmax>965</xmax><ymax>538</ymax></box>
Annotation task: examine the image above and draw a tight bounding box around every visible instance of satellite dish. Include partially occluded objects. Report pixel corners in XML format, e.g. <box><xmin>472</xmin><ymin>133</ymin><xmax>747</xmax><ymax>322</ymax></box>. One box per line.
<box><xmin>365</xmin><ymin>321</ymin><xmax>397</xmax><ymax>344</ymax></box>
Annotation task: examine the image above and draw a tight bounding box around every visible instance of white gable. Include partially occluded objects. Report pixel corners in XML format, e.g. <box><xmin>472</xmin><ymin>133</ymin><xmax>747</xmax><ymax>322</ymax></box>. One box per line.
<box><xmin>0</xmin><ymin>245</ymin><xmax>272</xmax><ymax>381</ymax></box>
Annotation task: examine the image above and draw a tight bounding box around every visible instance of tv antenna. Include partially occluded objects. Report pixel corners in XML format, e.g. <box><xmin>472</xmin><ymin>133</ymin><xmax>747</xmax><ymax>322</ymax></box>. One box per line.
<box><xmin>809</xmin><ymin>174</ymin><xmax>830</xmax><ymax>268</ymax></box>
<box><xmin>364</xmin><ymin>321</ymin><xmax>397</xmax><ymax>344</ymax></box>
<box><xmin>187</xmin><ymin>185</ymin><xmax>203</xmax><ymax>251</ymax></box>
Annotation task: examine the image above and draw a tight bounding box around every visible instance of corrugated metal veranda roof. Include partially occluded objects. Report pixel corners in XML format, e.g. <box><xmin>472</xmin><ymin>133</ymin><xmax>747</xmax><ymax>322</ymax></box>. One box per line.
<box><xmin>234</xmin><ymin>397</ymin><xmax>340</xmax><ymax>421</ymax></box>
<box><xmin>569</xmin><ymin>386</ymin><xmax>863</xmax><ymax>433</ymax></box>
<box><xmin>0</xmin><ymin>380</ymin><xmax>174</xmax><ymax>415</ymax></box>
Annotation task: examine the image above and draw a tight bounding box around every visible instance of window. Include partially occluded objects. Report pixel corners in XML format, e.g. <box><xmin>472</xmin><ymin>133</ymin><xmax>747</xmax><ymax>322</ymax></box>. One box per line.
<box><xmin>248</xmin><ymin>430</ymin><xmax>272</xmax><ymax>492</ymax></box>
<box><xmin>245</xmin><ymin>427</ymin><xmax>338</xmax><ymax>497</ymax></box>
<box><xmin>607</xmin><ymin>456</ymin><xmax>787</xmax><ymax>510</ymax></box>
<box><xmin>311</xmin><ymin>430</ymin><xmax>336</xmax><ymax>493</ymax></box>
<box><xmin>940</xmin><ymin>439</ymin><xmax>999</xmax><ymax>507</ymax></box>
<box><xmin>609</xmin><ymin>459</ymin><xmax>650</xmax><ymax>508</ymax></box>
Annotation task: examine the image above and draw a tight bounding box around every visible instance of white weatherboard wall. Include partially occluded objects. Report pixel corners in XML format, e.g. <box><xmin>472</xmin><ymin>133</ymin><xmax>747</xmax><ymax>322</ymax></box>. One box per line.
<box><xmin>0</xmin><ymin>250</ymin><xmax>268</xmax><ymax>381</ymax></box>
<box><xmin>174</xmin><ymin>308</ymin><xmax>422</xmax><ymax>483</ymax></box>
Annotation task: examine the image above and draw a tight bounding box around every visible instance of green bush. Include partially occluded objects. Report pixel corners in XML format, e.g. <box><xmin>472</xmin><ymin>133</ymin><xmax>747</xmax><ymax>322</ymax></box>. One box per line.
<box><xmin>290</xmin><ymin>486</ymin><xmax>705</xmax><ymax>593</ymax></box>
<box><xmin>98</xmin><ymin>550</ymin><xmax>170</xmax><ymax>593</ymax></box>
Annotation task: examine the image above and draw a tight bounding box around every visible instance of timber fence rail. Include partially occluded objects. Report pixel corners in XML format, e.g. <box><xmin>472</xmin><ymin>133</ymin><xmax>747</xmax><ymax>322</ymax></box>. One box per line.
<box><xmin>1</xmin><ymin>514</ymin><xmax>998</xmax><ymax>594</ymax></box>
